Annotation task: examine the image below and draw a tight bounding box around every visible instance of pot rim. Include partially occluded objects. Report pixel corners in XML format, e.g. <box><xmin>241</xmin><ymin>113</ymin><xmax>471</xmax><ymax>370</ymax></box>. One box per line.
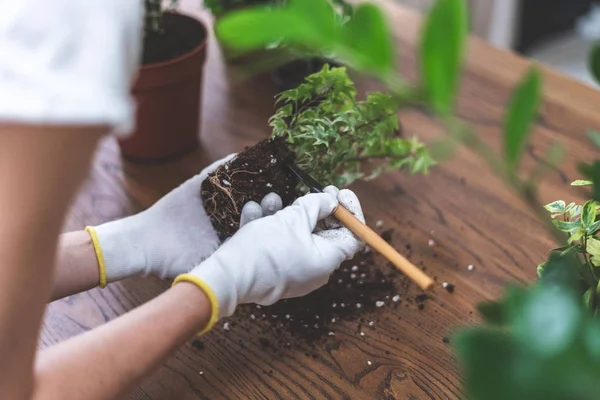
<box><xmin>140</xmin><ymin>11</ymin><xmax>209</xmax><ymax>71</ymax></box>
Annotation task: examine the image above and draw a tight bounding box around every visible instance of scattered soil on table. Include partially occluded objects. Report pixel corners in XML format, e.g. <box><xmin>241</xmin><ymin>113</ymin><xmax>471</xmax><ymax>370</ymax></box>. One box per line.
<box><xmin>215</xmin><ymin>225</ymin><xmax>433</xmax><ymax>350</ymax></box>
<box><xmin>142</xmin><ymin>13</ymin><xmax>206</xmax><ymax>65</ymax></box>
<box><xmin>201</xmin><ymin>137</ymin><xmax>299</xmax><ymax>240</ymax></box>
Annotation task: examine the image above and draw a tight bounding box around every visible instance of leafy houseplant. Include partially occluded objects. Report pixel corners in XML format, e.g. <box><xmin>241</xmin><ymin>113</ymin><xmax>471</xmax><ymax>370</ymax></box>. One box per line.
<box><xmin>117</xmin><ymin>0</ymin><xmax>209</xmax><ymax>162</ymax></box>
<box><xmin>540</xmin><ymin>172</ymin><xmax>600</xmax><ymax>311</ymax></box>
<box><xmin>214</xmin><ymin>0</ymin><xmax>600</xmax><ymax>398</ymax></box>
<box><xmin>201</xmin><ymin>65</ymin><xmax>432</xmax><ymax>239</ymax></box>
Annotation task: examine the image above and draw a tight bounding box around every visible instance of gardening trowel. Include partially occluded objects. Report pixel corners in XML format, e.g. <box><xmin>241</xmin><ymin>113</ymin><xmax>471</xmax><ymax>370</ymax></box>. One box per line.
<box><xmin>286</xmin><ymin>163</ymin><xmax>434</xmax><ymax>291</ymax></box>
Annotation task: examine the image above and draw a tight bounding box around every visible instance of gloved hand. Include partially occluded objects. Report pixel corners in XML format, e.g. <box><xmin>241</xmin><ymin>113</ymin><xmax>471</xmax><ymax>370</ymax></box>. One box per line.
<box><xmin>85</xmin><ymin>154</ymin><xmax>283</xmax><ymax>288</ymax></box>
<box><xmin>0</xmin><ymin>0</ymin><xmax>143</xmax><ymax>135</ymax></box>
<box><xmin>174</xmin><ymin>186</ymin><xmax>365</xmax><ymax>333</ymax></box>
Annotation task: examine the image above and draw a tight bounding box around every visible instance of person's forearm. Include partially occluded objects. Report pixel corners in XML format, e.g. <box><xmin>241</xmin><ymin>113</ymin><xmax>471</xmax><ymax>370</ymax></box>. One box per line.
<box><xmin>0</xmin><ymin>126</ymin><xmax>103</xmax><ymax>399</ymax></box>
<box><xmin>35</xmin><ymin>283</ymin><xmax>211</xmax><ymax>400</ymax></box>
<box><xmin>51</xmin><ymin>231</ymin><xmax>101</xmax><ymax>301</ymax></box>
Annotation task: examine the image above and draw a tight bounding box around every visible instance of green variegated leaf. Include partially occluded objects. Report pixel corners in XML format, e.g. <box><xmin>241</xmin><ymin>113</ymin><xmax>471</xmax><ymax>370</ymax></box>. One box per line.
<box><xmin>572</xmin><ymin>180</ymin><xmax>593</xmax><ymax>186</ymax></box>
<box><xmin>587</xmin><ymin>237</ymin><xmax>600</xmax><ymax>256</ymax></box>
<box><xmin>582</xmin><ymin>200</ymin><xmax>597</xmax><ymax>229</ymax></box>
<box><xmin>568</xmin><ymin>229</ymin><xmax>586</xmax><ymax>244</ymax></box>
<box><xmin>570</xmin><ymin>205</ymin><xmax>583</xmax><ymax>219</ymax></box>
<box><xmin>536</xmin><ymin>262</ymin><xmax>546</xmax><ymax>278</ymax></box>
<box><xmin>553</xmin><ymin>219</ymin><xmax>580</xmax><ymax>233</ymax></box>
<box><xmin>592</xmin><ymin>254</ymin><xmax>600</xmax><ymax>267</ymax></box>
<box><xmin>544</xmin><ymin>200</ymin><xmax>566</xmax><ymax>213</ymax></box>
<box><xmin>588</xmin><ymin>220</ymin><xmax>600</xmax><ymax>235</ymax></box>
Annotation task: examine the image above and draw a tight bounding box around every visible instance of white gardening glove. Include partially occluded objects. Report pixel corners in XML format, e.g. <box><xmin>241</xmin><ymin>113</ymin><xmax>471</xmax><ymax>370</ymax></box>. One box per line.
<box><xmin>85</xmin><ymin>155</ymin><xmax>283</xmax><ymax>287</ymax></box>
<box><xmin>173</xmin><ymin>186</ymin><xmax>365</xmax><ymax>333</ymax></box>
<box><xmin>0</xmin><ymin>0</ymin><xmax>143</xmax><ymax>136</ymax></box>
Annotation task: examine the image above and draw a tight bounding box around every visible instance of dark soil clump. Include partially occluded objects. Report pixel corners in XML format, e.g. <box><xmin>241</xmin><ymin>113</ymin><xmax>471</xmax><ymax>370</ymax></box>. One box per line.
<box><xmin>201</xmin><ymin>137</ymin><xmax>299</xmax><ymax>240</ymax></box>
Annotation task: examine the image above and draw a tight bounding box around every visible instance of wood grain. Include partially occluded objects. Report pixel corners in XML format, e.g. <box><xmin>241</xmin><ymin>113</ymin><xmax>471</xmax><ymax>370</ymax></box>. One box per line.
<box><xmin>42</xmin><ymin>1</ymin><xmax>600</xmax><ymax>399</ymax></box>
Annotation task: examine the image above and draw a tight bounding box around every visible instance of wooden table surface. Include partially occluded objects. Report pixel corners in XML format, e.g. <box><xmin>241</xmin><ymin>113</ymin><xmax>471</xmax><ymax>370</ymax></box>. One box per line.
<box><xmin>42</xmin><ymin>1</ymin><xmax>600</xmax><ymax>399</ymax></box>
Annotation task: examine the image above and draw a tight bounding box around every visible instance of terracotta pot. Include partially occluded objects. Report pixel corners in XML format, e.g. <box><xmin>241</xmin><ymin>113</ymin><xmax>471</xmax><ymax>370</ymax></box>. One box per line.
<box><xmin>118</xmin><ymin>13</ymin><xmax>208</xmax><ymax>163</ymax></box>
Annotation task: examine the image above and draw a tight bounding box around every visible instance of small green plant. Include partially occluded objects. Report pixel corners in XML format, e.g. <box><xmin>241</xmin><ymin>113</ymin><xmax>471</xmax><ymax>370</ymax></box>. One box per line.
<box><xmin>270</xmin><ymin>65</ymin><xmax>433</xmax><ymax>188</ymax></box>
<box><xmin>539</xmin><ymin>133</ymin><xmax>600</xmax><ymax>313</ymax></box>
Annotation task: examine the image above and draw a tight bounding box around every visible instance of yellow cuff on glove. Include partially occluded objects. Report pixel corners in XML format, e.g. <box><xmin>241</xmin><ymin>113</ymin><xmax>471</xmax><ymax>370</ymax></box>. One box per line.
<box><xmin>173</xmin><ymin>273</ymin><xmax>219</xmax><ymax>335</ymax></box>
<box><xmin>85</xmin><ymin>226</ymin><xmax>108</xmax><ymax>289</ymax></box>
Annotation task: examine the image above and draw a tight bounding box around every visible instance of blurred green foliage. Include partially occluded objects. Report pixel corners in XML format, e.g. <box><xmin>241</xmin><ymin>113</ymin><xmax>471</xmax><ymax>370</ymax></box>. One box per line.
<box><xmin>419</xmin><ymin>0</ymin><xmax>467</xmax><ymax>114</ymax></box>
<box><xmin>457</xmin><ymin>254</ymin><xmax>600</xmax><ymax>400</ymax></box>
<box><xmin>217</xmin><ymin>0</ymin><xmax>395</xmax><ymax>76</ymax></box>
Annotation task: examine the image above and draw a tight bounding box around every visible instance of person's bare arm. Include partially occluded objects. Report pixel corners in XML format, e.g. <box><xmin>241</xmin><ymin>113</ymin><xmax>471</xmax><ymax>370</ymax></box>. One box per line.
<box><xmin>51</xmin><ymin>231</ymin><xmax>100</xmax><ymax>301</ymax></box>
<box><xmin>0</xmin><ymin>127</ymin><xmax>211</xmax><ymax>400</ymax></box>
<box><xmin>35</xmin><ymin>282</ymin><xmax>210</xmax><ymax>400</ymax></box>
<box><xmin>0</xmin><ymin>126</ymin><xmax>103</xmax><ymax>399</ymax></box>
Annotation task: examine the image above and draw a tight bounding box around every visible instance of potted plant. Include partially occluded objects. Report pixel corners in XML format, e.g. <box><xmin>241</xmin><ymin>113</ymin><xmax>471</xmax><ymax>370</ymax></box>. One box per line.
<box><xmin>118</xmin><ymin>0</ymin><xmax>209</xmax><ymax>162</ymax></box>
<box><xmin>200</xmin><ymin>65</ymin><xmax>433</xmax><ymax>239</ymax></box>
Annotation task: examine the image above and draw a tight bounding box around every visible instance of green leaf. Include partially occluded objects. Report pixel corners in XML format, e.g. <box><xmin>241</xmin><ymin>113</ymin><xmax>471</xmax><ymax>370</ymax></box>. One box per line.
<box><xmin>588</xmin><ymin>220</ymin><xmax>600</xmax><ymax>235</ymax></box>
<box><xmin>572</xmin><ymin>179</ymin><xmax>593</xmax><ymax>186</ymax></box>
<box><xmin>584</xmin><ymin>288</ymin><xmax>594</xmax><ymax>307</ymax></box>
<box><xmin>589</xmin><ymin>42</ymin><xmax>600</xmax><ymax>85</ymax></box>
<box><xmin>454</xmin><ymin>329</ymin><xmax>521</xmax><ymax>400</ymax></box>
<box><xmin>581</xmin><ymin>200</ymin><xmax>597</xmax><ymax>229</ymax></box>
<box><xmin>539</xmin><ymin>253</ymin><xmax>580</xmax><ymax>290</ymax></box>
<box><xmin>520</xmin><ymin>287</ymin><xmax>581</xmax><ymax>356</ymax></box>
<box><xmin>544</xmin><ymin>200</ymin><xmax>565</xmax><ymax>213</ymax></box>
<box><xmin>288</xmin><ymin>0</ymin><xmax>338</xmax><ymax>39</ymax></box>
<box><xmin>216</xmin><ymin>9</ymin><xmax>324</xmax><ymax>53</ymax></box>
<box><xmin>419</xmin><ymin>0</ymin><xmax>468</xmax><ymax>114</ymax></box>
<box><xmin>410</xmin><ymin>152</ymin><xmax>436</xmax><ymax>174</ymax></box>
<box><xmin>588</xmin><ymin>130</ymin><xmax>600</xmax><ymax>149</ymax></box>
<box><xmin>536</xmin><ymin>262</ymin><xmax>546</xmax><ymax>278</ymax></box>
<box><xmin>570</xmin><ymin>204</ymin><xmax>583</xmax><ymax>219</ymax></box>
<box><xmin>551</xmin><ymin>245</ymin><xmax>580</xmax><ymax>257</ymax></box>
<box><xmin>568</xmin><ymin>228</ymin><xmax>585</xmax><ymax>244</ymax></box>
<box><xmin>342</xmin><ymin>3</ymin><xmax>394</xmax><ymax>75</ymax></box>
<box><xmin>503</xmin><ymin>68</ymin><xmax>542</xmax><ymax>170</ymax></box>
<box><xmin>553</xmin><ymin>219</ymin><xmax>580</xmax><ymax>233</ymax></box>
<box><xmin>587</xmin><ymin>237</ymin><xmax>600</xmax><ymax>257</ymax></box>
<box><xmin>477</xmin><ymin>301</ymin><xmax>506</xmax><ymax>326</ymax></box>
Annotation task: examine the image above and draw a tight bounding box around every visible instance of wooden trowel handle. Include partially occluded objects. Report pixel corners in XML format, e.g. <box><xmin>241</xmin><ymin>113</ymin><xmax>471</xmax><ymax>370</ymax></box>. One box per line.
<box><xmin>333</xmin><ymin>206</ymin><xmax>435</xmax><ymax>291</ymax></box>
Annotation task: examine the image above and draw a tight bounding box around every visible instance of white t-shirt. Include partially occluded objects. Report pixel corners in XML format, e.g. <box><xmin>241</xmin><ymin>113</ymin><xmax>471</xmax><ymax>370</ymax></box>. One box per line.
<box><xmin>0</xmin><ymin>0</ymin><xmax>143</xmax><ymax>137</ymax></box>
